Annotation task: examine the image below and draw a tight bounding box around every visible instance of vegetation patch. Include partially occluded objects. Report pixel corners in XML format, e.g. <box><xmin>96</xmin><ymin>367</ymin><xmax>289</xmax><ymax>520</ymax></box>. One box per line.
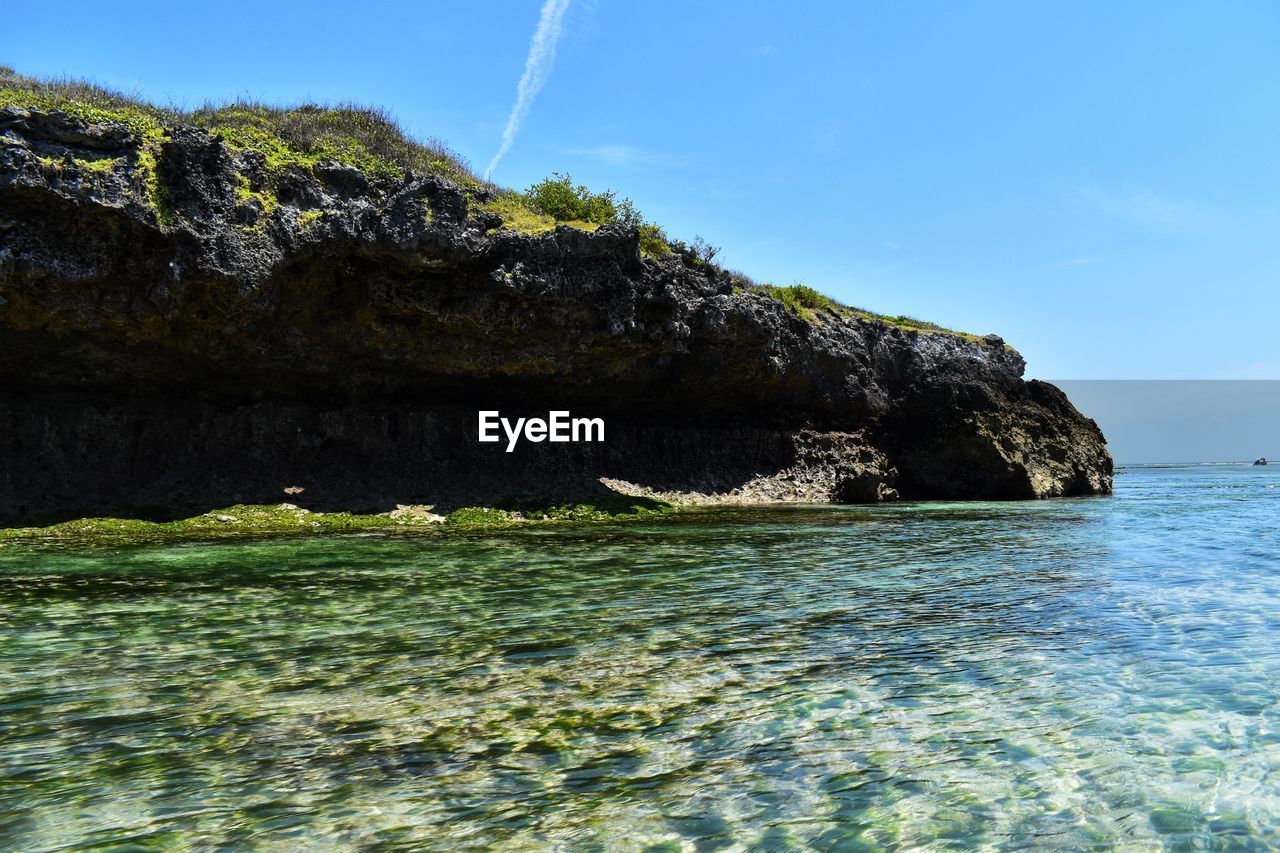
<box><xmin>514</xmin><ymin>496</ymin><xmax>673</xmax><ymax>522</ymax></box>
<box><xmin>0</xmin><ymin>66</ymin><xmax>482</xmax><ymax>215</ymax></box>
<box><xmin>523</xmin><ymin>173</ymin><xmax>641</xmax><ymax>226</ymax></box>
<box><xmin>196</xmin><ymin>105</ymin><xmax>399</xmax><ymax>182</ymax></box>
<box><xmin>443</xmin><ymin>507</ymin><xmax>523</xmax><ymax>528</ymax></box>
<box><xmin>0</xmin><ymin>70</ymin><xmax>176</xmax><ymax>225</ymax></box>
<box><xmin>0</xmin><ymin>504</ymin><xmax>413</xmax><ymax>543</ymax></box>
<box><xmin>445</xmin><ymin>496</ymin><xmax>675</xmax><ymax>529</ymax></box>
<box><xmin>0</xmin><ymin>79</ymin><xmax>167</xmax><ymax>139</ymax></box>
<box><xmin>235</xmin><ymin>173</ymin><xmax>279</xmax><ymax>217</ymax></box>
<box><xmin>186</xmin><ymin>101</ymin><xmax>480</xmax><ymax>188</ymax></box>
<box><xmin>475</xmin><ymin>192</ymin><xmax>558</xmax><ymax>234</ymax></box>
<box><xmin>76</xmin><ymin>155</ymin><xmax>121</xmax><ymax>174</ymax></box>
<box><xmin>0</xmin><ymin>497</ymin><xmax>677</xmax><ymax>541</ymax></box>
<box><xmin>36</xmin><ymin>153</ymin><xmax>120</xmax><ymax>176</ymax></box>
<box><xmin>297</xmin><ymin>209</ymin><xmax>325</xmax><ymax>230</ymax></box>
<box><xmin>859</xmin><ymin>311</ymin><xmax>983</xmax><ymax>341</ymax></box>
<box><xmin>476</xmin><ymin>177</ymin><xmax>629</xmax><ymax>235</ymax></box>
<box><xmin>637</xmin><ymin>223</ymin><xmax>671</xmax><ymax>256</ymax></box>
<box><xmin>135</xmin><ymin>144</ymin><xmax>174</xmax><ymax>226</ymax></box>
<box><xmin>757</xmin><ymin>284</ymin><xmax>841</xmax><ymax>319</ymax></box>
<box><xmin>752</xmin><ymin>281</ymin><xmax>981</xmax><ymax>341</ymax></box>
<box><xmin>504</xmin><ymin>173</ymin><xmax>669</xmax><ymax>253</ymax></box>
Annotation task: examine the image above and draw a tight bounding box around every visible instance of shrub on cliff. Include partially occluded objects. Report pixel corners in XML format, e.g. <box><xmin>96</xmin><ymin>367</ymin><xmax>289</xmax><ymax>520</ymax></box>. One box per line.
<box><xmin>636</xmin><ymin>223</ymin><xmax>671</xmax><ymax>256</ymax></box>
<box><xmin>758</xmin><ymin>283</ymin><xmax>841</xmax><ymax>317</ymax></box>
<box><xmin>523</xmin><ymin>173</ymin><xmax>641</xmax><ymax>226</ymax></box>
<box><xmin>668</xmin><ymin>235</ymin><xmax>721</xmax><ymax>267</ymax></box>
<box><xmin>521</xmin><ymin>173</ymin><xmax>672</xmax><ymax>255</ymax></box>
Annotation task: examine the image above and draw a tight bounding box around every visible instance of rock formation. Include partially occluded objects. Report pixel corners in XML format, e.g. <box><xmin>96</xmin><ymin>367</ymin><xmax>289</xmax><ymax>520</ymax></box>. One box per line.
<box><xmin>0</xmin><ymin>103</ymin><xmax>1111</xmax><ymax>521</ymax></box>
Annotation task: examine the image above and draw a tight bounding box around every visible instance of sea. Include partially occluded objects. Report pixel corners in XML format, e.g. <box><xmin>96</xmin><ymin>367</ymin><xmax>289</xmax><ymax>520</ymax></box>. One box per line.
<box><xmin>2</xmin><ymin>463</ymin><xmax>1278</xmax><ymax>849</ymax></box>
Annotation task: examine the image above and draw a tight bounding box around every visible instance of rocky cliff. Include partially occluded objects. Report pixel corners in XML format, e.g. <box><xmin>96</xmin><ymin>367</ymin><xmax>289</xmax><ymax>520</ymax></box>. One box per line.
<box><xmin>0</xmin><ymin>100</ymin><xmax>1111</xmax><ymax>521</ymax></box>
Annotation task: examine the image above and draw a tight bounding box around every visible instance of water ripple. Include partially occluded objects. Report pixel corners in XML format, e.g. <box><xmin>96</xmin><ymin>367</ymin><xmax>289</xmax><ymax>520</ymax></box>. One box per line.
<box><xmin>2</xmin><ymin>465</ymin><xmax>1280</xmax><ymax>848</ymax></box>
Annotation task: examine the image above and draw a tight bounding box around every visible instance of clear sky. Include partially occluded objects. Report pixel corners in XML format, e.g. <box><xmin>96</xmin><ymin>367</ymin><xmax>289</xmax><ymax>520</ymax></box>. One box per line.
<box><xmin>5</xmin><ymin>1</ymin><xmax>1278</xmax><ymax>379</ymax></box>
<box><xmin>1056</xmin><ymin>381</ymin><xmax>1280</xmax><ymax>464</ymax></box>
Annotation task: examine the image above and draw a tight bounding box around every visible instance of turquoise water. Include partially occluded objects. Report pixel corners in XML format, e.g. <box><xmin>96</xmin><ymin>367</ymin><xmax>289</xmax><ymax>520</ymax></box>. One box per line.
<box><xmin>2</xmin><ymin>465</ymin><xmax>1279</xmax><ymax>849</ymax></box>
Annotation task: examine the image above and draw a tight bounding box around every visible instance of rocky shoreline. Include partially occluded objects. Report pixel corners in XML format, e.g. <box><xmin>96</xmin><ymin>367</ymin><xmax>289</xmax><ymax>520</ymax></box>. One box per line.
<box><xmin>0</xmin><ymin>96</ymin><xmax>1112</xmax><ymax>524</ymax></box>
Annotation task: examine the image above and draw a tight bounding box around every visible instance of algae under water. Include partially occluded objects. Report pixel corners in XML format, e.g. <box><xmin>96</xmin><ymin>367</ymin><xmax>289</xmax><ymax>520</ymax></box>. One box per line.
<box><xmin>2</xmin><ymin>465</ymin><xmax>1279</xmax><ymax>848</ymax></box>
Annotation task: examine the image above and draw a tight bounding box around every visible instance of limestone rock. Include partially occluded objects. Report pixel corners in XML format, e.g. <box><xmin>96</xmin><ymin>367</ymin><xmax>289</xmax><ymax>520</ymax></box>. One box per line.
<box><xmin>0</xmin><ymin>105</ymin><xmax>1111</xmax><ymax>521</ymax></box>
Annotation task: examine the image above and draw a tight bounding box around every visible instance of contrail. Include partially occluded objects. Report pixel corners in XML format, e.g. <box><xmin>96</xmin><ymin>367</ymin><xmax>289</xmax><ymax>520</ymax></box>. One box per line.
<box><xmin>485</xmin><ymin>0</ymin><xmax>572</xmax><ymax>180</ymax></box>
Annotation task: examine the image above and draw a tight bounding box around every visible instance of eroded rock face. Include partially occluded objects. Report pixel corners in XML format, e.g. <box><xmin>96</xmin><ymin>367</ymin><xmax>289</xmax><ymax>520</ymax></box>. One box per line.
<box><xmin>0</xmin><ymin>106</ymin><xmax>1111</xmax><ymax>520</ymax></box>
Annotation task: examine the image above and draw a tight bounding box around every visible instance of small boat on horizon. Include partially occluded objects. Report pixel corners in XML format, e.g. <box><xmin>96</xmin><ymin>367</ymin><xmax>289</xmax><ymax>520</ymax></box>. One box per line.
<box><xmin>1255</xmin><ymin>457</ymin><xmax>1269</xmax><ymax>466</ymax></box>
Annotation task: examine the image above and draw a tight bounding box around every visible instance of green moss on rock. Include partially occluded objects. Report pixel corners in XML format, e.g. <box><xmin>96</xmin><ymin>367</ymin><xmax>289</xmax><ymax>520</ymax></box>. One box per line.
<box><xmin>134</xmin><ymin>144</ymin><xmax>174</xmax><ymax>225</ymax></box>
<box><xmin>235</xmin><ymin>173</ymin><xmax>279</xmax><ymax>217</ymax></box>
<box><xmin>76</xmin><ymin>155</ymin><xmax>121</xmax><ymax>174</ymax></box>
<box><xmin>0</xmin><ymin>497</ymin><xmax>677</xmax><ymax>542</ymax></box>
<box><xmin>443</xmin><ymin>507</ymin><xmax>522</xmax><ymax>528</ymax></box>
<box><xmin>297</xmin><ymin>209</ymin><xmax>325</xmax><ymax>229</ymax></box>
<box><xmin>445</xmin><ymin>497</ymin><xmax>675</xmax><ymax>528</ymax></box>
<box><xmin>0</xmin><ymin>504</ymin><xmax>404</xmax><ymax>543</ymax></box>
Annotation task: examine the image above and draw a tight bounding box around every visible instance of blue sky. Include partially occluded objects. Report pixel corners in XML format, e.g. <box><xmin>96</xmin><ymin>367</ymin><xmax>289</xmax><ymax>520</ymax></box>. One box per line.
<box><xmin>1057</xmin><ymin>381</ymin><xmax>1280</xmax><ymax>463</ymax></box>
<box><xmin>5</xmin><ymin>1</ymin><xmax>1279</xmax><ymax>379</ymax></box>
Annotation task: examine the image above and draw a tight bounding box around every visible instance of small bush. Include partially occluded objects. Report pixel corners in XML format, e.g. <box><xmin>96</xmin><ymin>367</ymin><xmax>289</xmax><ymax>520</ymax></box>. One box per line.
<box><xmin>666</xmin><ymin>235</ymin><xmax>721</xmax><ymax>270</ymax></box>
<box><xmin>523</xmin><ymin>172</ymin><xmax>642</xmax><ymax>226</ymax></box>
<box><xmin>689</xmin><ymin>236</ymin><xmax>720</xmax><ymax>264</ymax></box>
<box><xmin>637</xmin><ymin>223</ymin><xmax>671</xmax><ymax>255</ymax></box>
<box><xmin>516</xmin><ymin>173</ymin><xmax>676</xmax><ymax>255</ymax></box>
<box><xmin>758</xmin><ymin>283</ymin><xmax>840</xmax><ymax>316</ymax></box>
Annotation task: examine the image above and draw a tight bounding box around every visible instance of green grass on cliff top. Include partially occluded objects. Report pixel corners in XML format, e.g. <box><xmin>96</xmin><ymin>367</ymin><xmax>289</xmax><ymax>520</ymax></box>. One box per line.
<box><xmin>0</xmin><ymin>68</ymin><xmax>479</xmax><ymax>188</ymax></box>
<box><xmin>0</xmin><ymin>65</ymin><xmax>980</xmax><ymax>342</ymax></box>
<box><xmin>748</xmin><ymin>282</ymin><xmax>982</xmax><ymax>341</ymax></box>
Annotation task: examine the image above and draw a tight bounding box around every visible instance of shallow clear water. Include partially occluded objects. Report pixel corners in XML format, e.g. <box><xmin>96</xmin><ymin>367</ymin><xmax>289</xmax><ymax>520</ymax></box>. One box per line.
<box><xmin>2</xmin><ymin>465</ymin><xmax>1280</xmax><ymax>850</ymax></box>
